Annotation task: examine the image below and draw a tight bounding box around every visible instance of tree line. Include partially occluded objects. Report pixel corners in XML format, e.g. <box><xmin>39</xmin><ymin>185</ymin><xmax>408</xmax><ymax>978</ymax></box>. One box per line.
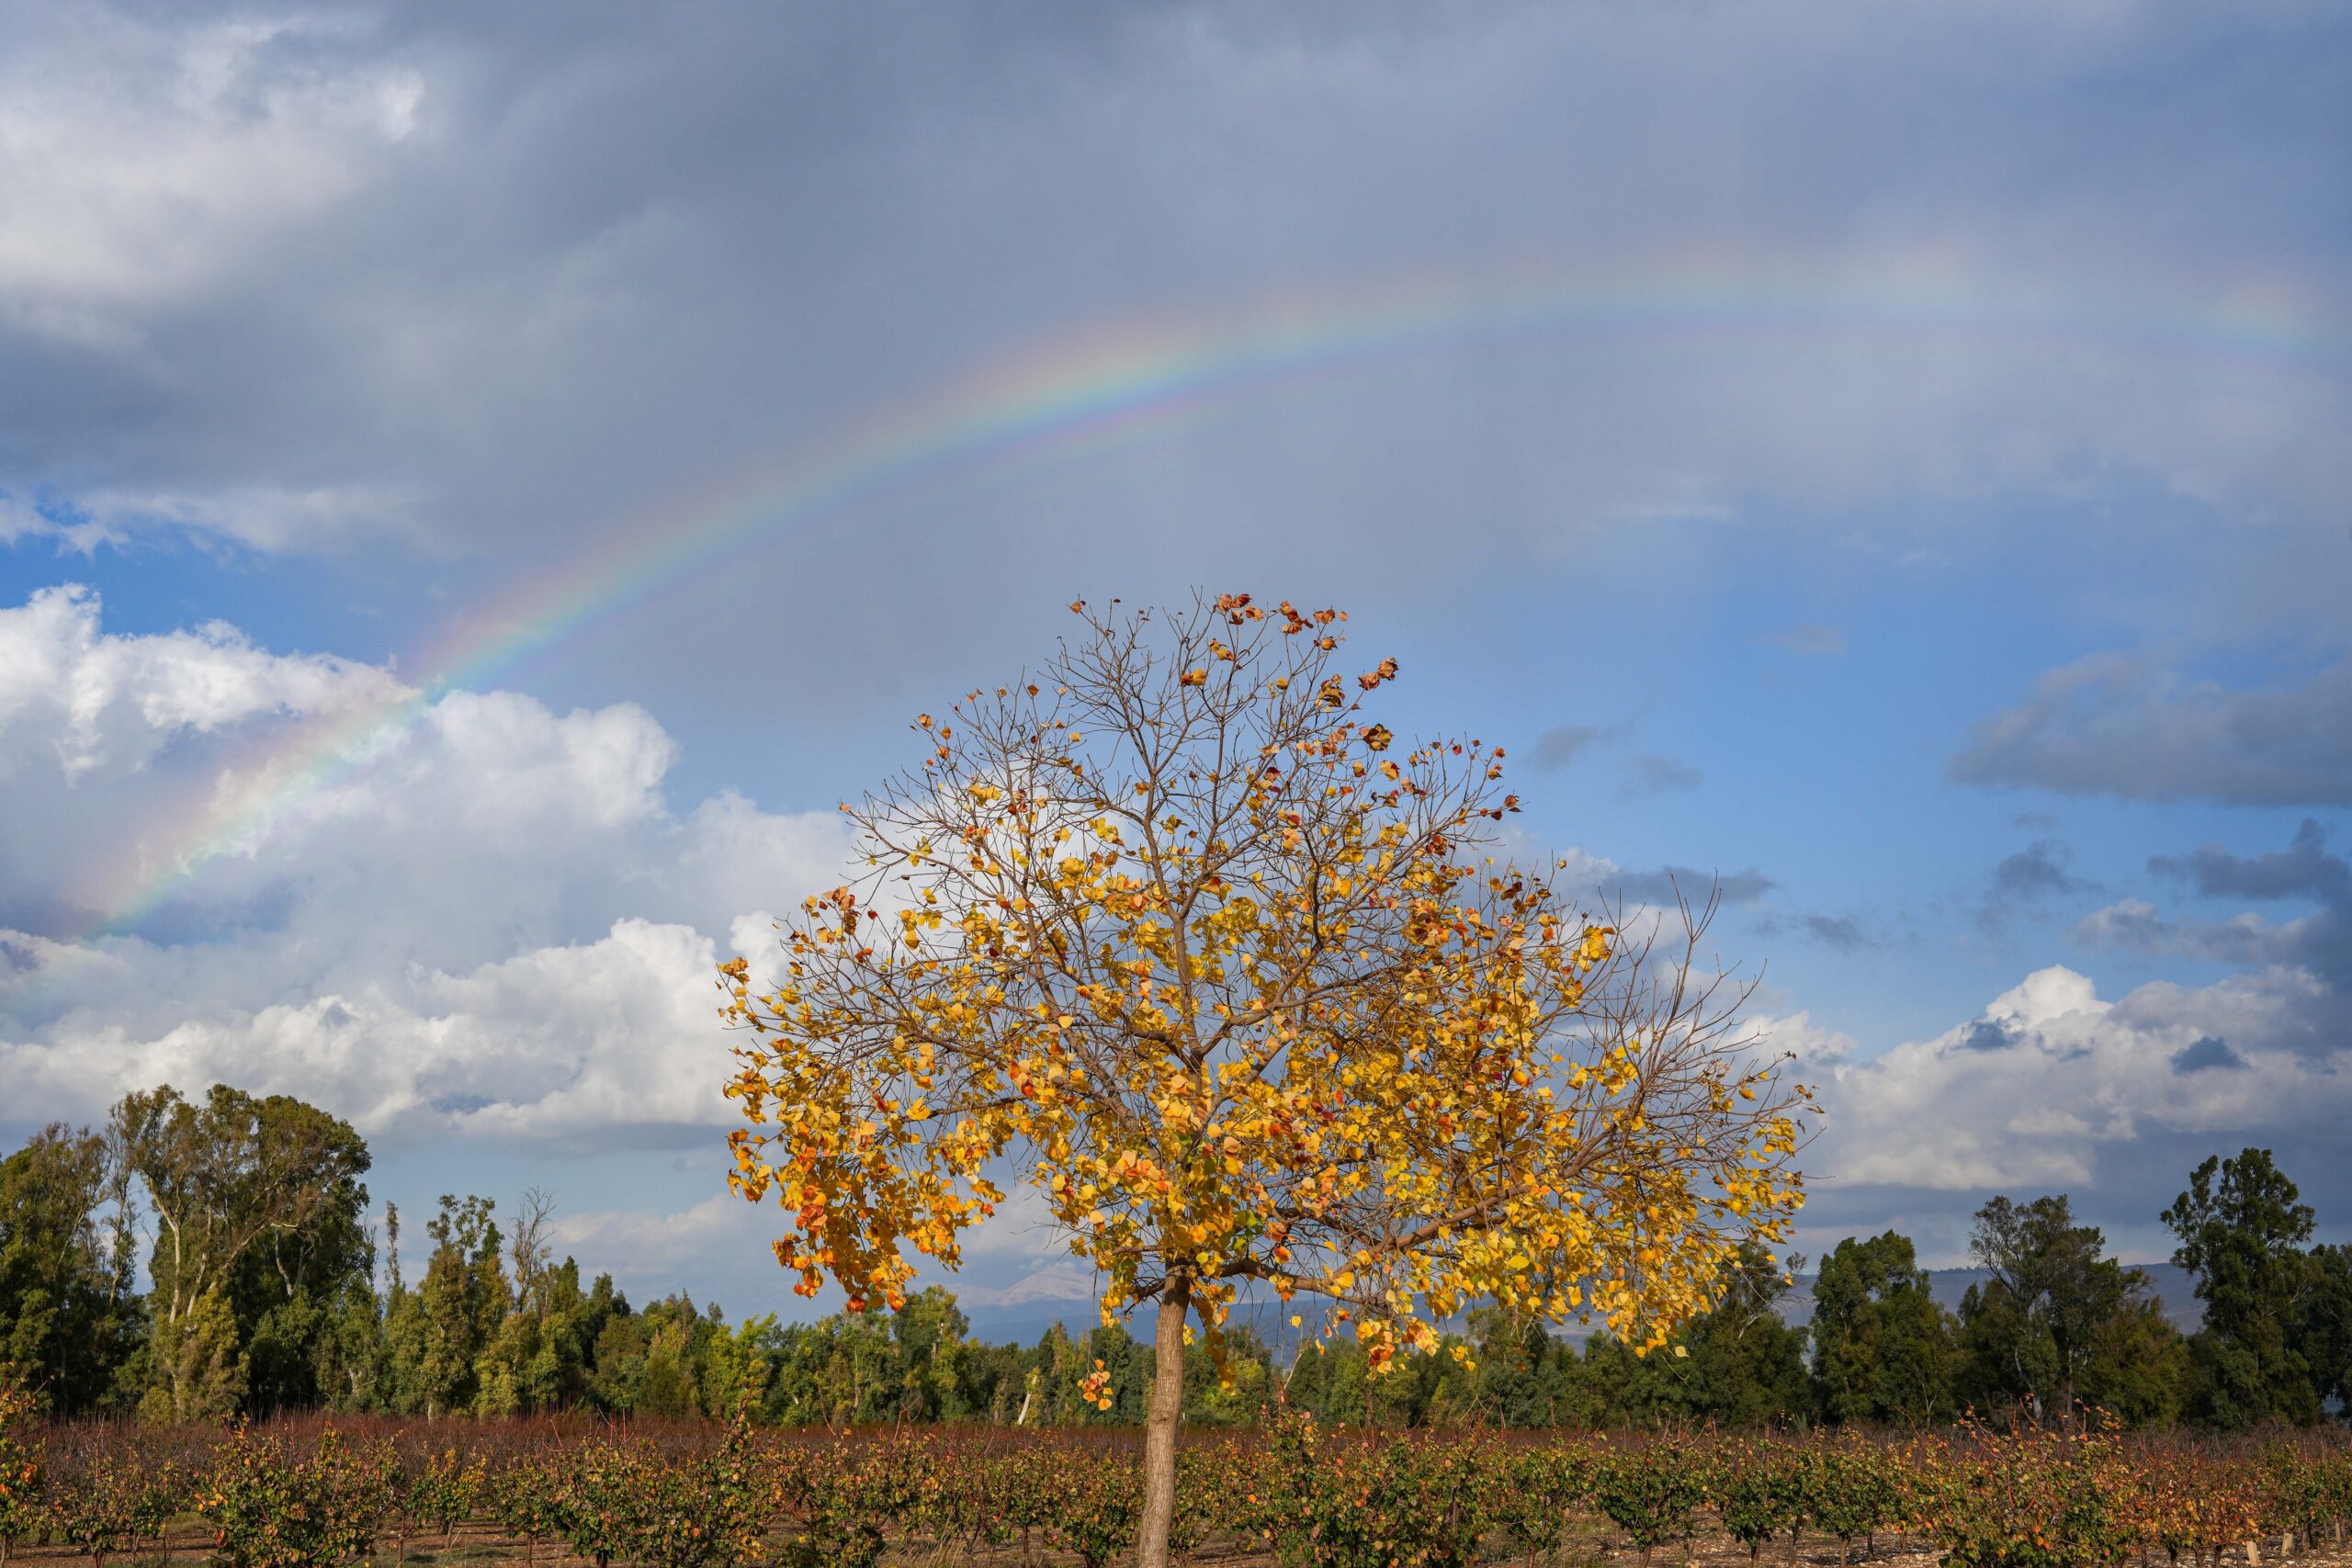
<box><xmin>2</xmin><ymin>1082</ymin><xmax>2346</xmax><ymax>1429</ymax></box>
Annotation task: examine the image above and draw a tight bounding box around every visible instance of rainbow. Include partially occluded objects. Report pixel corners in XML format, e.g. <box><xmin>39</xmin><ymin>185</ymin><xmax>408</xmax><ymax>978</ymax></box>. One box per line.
<box><xmin>42</xmin><ymin>250</ymin><xmax>2352</xmax><ymax>950</ymax></box>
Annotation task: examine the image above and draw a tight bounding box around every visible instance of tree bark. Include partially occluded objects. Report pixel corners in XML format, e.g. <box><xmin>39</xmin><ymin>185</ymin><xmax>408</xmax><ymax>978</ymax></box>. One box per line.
<box><xmin>1136</xmin><ymin>1274</ymin><xmax>1191</xmax><ymax>1568</ymax></box>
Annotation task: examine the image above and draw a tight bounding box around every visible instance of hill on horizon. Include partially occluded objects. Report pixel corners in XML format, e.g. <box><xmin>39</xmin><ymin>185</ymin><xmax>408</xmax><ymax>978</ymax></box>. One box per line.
<box><xmin>956</xmin><ymin>1262</ymin><xmax>2203</xmax><ymax>1348</ymax></box>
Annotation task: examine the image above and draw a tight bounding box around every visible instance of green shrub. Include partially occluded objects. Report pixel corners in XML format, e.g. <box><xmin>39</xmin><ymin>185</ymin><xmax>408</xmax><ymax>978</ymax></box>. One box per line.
<box><xmin>1592</xmin><ymin>1443</ymin><xmax>1705</xmax><ymax>1567</ymax></box>
<box><xmin>1716</xmin><ymin>1440</ymin><xmax>1805</xmax><ymax>1562</ymax></box>
<box><xmin>198</xmin><ymin>1427</ymin><xmax>383</xmax><ymax>1568</ymax></box>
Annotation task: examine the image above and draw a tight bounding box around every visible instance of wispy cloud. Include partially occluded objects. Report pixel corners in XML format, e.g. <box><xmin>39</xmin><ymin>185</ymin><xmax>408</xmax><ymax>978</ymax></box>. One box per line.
<box><xmin>1613</xmin><ymin>866</ymin><xmax>1774</xmax><ymax>906</ymax></box>
<box><xmin>1759</xmin><ymin>623</ymin><xmax>1847</xmax><ymax>657</ymax></box>
<box><xmin>1532</xmin><ymin>724</ymin><xmax>1613</xmax><ymax>771</ymax></box>
<box><xmin>1623</xmin><ymin>754</ymin><xmax>1702</xmax><ymax>795</ymax></box>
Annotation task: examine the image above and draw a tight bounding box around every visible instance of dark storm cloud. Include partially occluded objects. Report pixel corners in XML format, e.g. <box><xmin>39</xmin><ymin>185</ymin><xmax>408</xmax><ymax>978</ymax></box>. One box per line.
<box><xmin>1951</xmin><ymin>656</ymin><xmax>2352</xmax><ymax>807</ymax></box>
<box><xmin>2170</xmin><ymin>1035</ymin><xmax>2246</xmax><ymax>1074</ymax></box>
<box><xmin>1</xmin><ymin>0</ymin><xmax>2346</xmax><ymax>692</ymax></box>
<box><xmin>1957</xmin><ymin>1018</ymin><xmax>2019</xmax><ymax>1053</ymax></box>
<box><xmin>2152</xmin><ymin>818</ymin><xmax>2350</xmax><ymax>904</ymax></box>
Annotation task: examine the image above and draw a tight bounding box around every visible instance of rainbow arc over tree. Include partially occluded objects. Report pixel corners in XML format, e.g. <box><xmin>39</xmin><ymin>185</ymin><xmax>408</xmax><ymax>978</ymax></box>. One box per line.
<box><xmin>70</xmin><ymin>250</ymin><xmax>2351</xmax><ymax>942</ymax></box>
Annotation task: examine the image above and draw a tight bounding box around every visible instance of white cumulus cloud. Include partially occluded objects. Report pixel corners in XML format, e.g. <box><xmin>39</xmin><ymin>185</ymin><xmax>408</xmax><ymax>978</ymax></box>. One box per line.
<box><xmin>0</xmin><ymin>588</ymin><xmax>852</xmax><ymax>1152</ymax></box>
<box><xmin>1797</xmin><ymin>960</ymin><xmax>2352</xmax><ymax>1264</ymax></box>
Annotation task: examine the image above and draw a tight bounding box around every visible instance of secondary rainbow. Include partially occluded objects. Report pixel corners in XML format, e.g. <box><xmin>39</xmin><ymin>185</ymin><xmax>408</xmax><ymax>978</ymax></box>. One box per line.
<box><xmin>75</xmin><ymin>249</ymin><xmax>2350</xmax><ymax>940</ymax></box>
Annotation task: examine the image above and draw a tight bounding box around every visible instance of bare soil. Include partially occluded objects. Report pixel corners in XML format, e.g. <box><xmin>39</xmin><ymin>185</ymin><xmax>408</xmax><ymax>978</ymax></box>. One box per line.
<box><xmin>10</xmin><ymin>1518</ymin><xmax>2352</xmax><ymax>1568</ymax></box>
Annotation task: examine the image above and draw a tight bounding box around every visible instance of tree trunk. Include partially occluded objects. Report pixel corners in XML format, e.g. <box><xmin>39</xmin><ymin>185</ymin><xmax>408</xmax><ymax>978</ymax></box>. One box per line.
<box><xmin>1136</xmin><ymin>1274</ymin><xmax>1191</xmax><ymax>1568</ymax></box>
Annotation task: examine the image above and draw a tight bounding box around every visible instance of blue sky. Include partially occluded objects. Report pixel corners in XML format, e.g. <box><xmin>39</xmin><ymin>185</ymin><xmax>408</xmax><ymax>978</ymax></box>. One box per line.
<box><xmin>2</xmin><ymin>0</ymin><xmax>2346</xmax><ymax>1325</ymax></box>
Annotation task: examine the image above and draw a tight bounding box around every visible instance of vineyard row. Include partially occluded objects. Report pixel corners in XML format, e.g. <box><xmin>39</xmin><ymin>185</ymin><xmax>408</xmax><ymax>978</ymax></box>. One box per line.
<box><xmin>6</xmin><ymin>1405</ymin><xmax>2352</xmax><ymax>1568</ymax></box>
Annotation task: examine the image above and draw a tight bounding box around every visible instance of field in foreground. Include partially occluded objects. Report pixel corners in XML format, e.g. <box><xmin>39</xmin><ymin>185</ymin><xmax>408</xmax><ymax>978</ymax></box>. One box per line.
<box><xmin>6</xmin><ymin>1415</ymin><xmax>2350</xmax><ymax>1568</ymax></box>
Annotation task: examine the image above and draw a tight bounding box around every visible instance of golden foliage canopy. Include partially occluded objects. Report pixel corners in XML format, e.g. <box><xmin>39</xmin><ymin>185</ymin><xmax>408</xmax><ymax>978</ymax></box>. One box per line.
<box><xmin>721</xmin><ymin>593</ymin><xmax>1813</xmax><ymax>1369</ymax></box>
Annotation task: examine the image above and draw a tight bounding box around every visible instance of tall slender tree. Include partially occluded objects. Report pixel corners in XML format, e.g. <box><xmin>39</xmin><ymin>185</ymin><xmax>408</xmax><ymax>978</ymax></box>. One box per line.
<box><xmin>2163</xmin><ymin>1148</ymin><xmax>2323</xmax><ymax>1427</ymax></box>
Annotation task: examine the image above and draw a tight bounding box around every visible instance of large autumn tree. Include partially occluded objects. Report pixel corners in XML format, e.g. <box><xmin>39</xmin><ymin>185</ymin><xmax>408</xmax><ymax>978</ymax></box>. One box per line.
<box><xmin>720</xmin><ymin>594</ymin><xmax>1813</xmax><ymax>1566</ymax></box>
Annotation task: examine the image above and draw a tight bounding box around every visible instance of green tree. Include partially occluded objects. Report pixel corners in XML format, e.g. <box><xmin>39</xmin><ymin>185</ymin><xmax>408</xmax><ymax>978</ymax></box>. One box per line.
<box><xmin>2302</xmin><ymin>1243</ymin><xmax>2352</xmax><ymax>1420</ymax></box>
<box><xmin>311</xmin><ymin>1274</ymin><xmax>388</xmax><ymax>1411</ymax></box>
<box><xmin>470</xmin><ymin>1230</ymin><xmax>623</xmax><ymax>1417</ymax></box>
<box><xmin>1957</xmin><ymin>1192</ymin><xmax>2171</xmax><ymax>1423</ymax></box>
<box><xmin>1559</xmin><ymin>1250</ymin><xmax>1809</xmax><ymax>1430</ymax></box>
<box><xmin>0</xmin><ymin>1124</ymin><xmax>137</xmax><ymax>1412</ymax></box>
<box><xmin>415</xmin><ymin>1194</ymin><xmax>507</xmax><ymax>1416</ymax></box>
<box><xmin>139</xmin><ymin>1285</ymin><xmax>246</xmax><ymax>1424</ymax></box>
<box><xmin>111</xmin><ymin>1083</ymin><xmax>370</xmax><ymax>1416</ymax></box>
<box><xmin>1182</xmin><ymin>1324</ymin><xmax>1272</xmax><ymax>1424</ymax></box>
<box><xmin>1810</xmin><ymin>1231</ymin><xmax>1957</xmax><ymax>1425</ymax></box>
<box><xmin>626</xmin><ymin>1296</ymin><xmax>706</xmax><ymax>1418</ymax></box>
<box><xmin>1467</xmin><ymin>1310</ymin><xmax>1576</xmax><ymax>1427</ymax></box>
<box><xmin>886</xmin><ymin>1286</ymin><xmax>968</xmax><ymax>1419</ymax></box>
<box><xmin>381</xmin><ymin>1207</ymin><xmax>432</xmax><ymax>1416</ymax></box>
<box><xmin>1677</xmin><ymin>1243</ymin><xmax>1813</xmax><ymax>1425</ymax></box>
<box><xmin>698</xmin><ymin>1307</ymin><xmax>782</xmax><ymax>1417</ymax></box>
<box><xmin>768</xmin><ymin>1303</ymin><xmax>895</xmax><ymax>1425</ymax></box>
<box><xmin>2162</xmin><ymin>1148</ymin><xmax>2321</xmax><ymax>1427</ymax></box>
<box><xmin>1568</xmin><ymin>1330</ymin><xmax>1679</xmax><ymax>1427</ymax></box>
<box><xmin>2075</xmin><ymin>1291</ymin><xmax>2192</xmax><ymax>1427</ymax></box>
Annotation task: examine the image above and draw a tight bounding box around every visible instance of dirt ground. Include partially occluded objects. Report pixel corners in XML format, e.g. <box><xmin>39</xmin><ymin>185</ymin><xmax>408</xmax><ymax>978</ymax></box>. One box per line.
<box><xmin>8</xmin><ymin>1518</ymin><xmax>2352</xmax><ymax>1568</ymax></box>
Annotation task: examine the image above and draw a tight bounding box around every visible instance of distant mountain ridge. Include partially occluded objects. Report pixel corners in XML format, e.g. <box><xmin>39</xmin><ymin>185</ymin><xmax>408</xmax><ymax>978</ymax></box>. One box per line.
<box><xmin>958</xmin><ymin>1262</ymin><xmax>2203</xmax><ymax>1346</ymax></box>
<box><xmin>1776</xmin><ymin>1261</ymin><xmax>2202</xmax><ymax>1335</ymax></box>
